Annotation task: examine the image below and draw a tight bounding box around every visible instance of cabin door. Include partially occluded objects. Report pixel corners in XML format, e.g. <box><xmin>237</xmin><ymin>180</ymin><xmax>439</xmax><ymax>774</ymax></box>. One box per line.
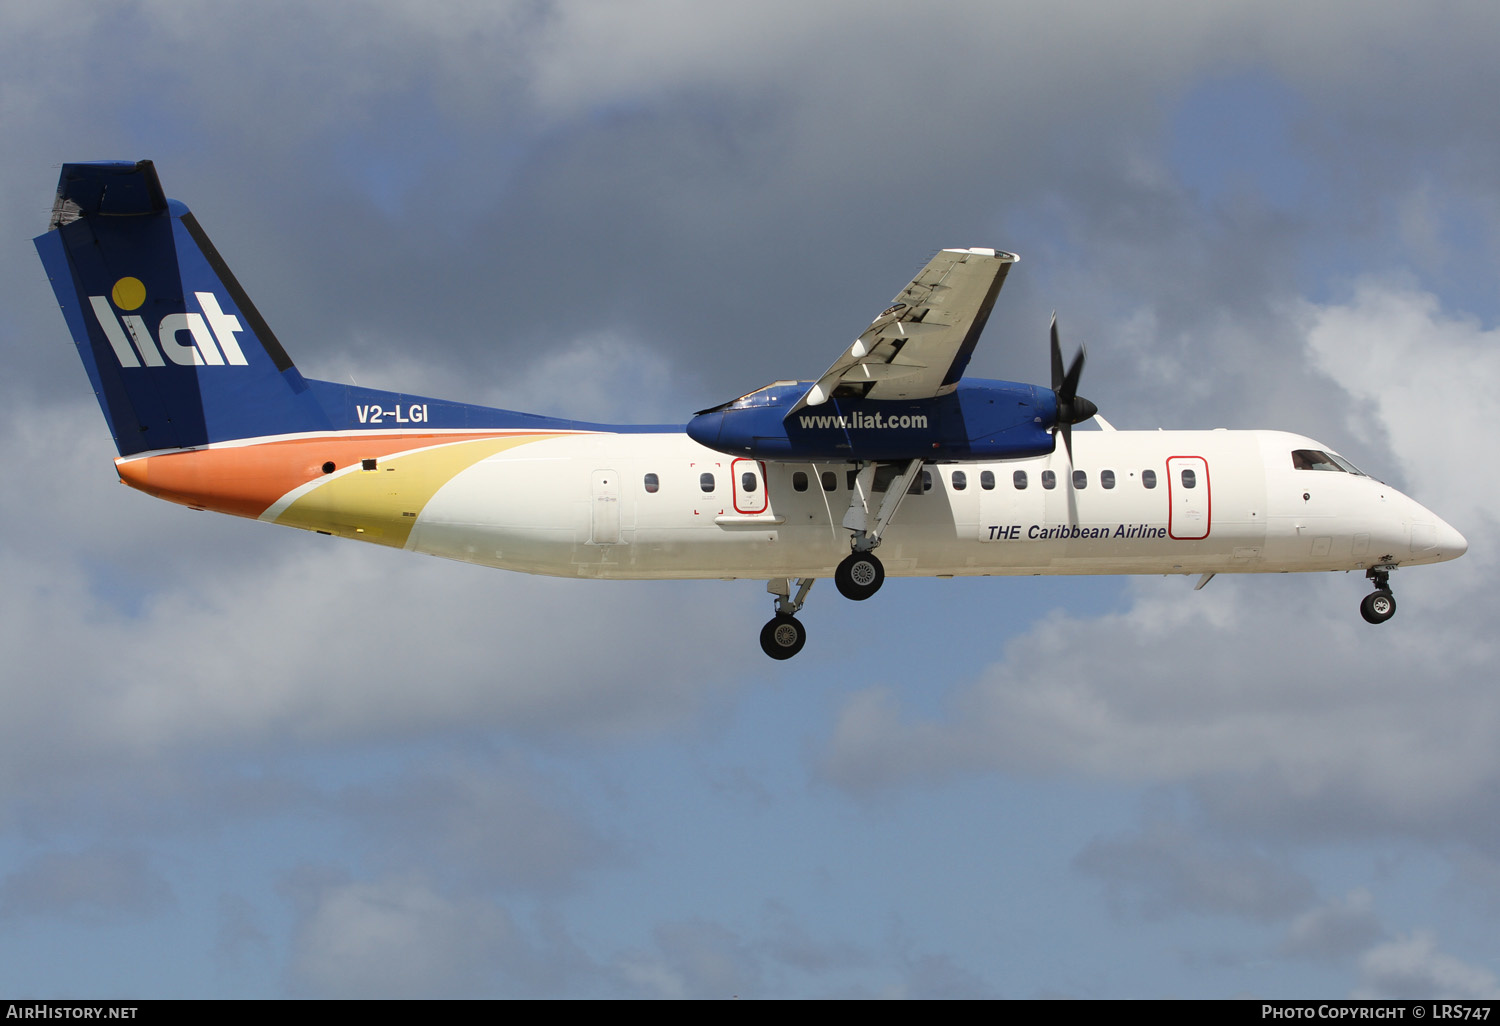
<box><xmin>1166</xmin><ymin>456</ymin><xmax>1211</xmax><ymax>540</ymax></box>
<box><xmin>590</xmin><ymin>470</ymin><xmax>620</xmax><ymax>544</ymax></box>
<box><xmin>731</xmin><ymin>458</ymin><xmax>769</xmax><ymax>515</ymax></box>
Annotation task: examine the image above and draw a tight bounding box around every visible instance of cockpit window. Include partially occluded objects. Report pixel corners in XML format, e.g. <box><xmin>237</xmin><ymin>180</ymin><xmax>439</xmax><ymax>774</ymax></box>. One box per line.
<box><xmin>1292</xmin><ymin>449</ymin><xmax>1366</xmax><ymax>475</ymax></box>
<box><xmin>1328</xmin><ymin>452</ymin><xmax>1366</xmax><ymax>476</ymax></box>
<box><xmin>729</xmin><ymin>381</ymin><xmax>800</xmax><ymax>406</ymax></box>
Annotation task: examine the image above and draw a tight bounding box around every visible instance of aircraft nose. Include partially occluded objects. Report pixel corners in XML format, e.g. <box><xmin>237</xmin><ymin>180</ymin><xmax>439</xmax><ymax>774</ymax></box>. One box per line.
<box><xmin>1433</xmin><ymin>518</ymin><xmax>1468</xmax><ymax>562</ymax></box>
<box><xmin>686</xmin><ymin>410</ymin><xmax>724</xmax><ymax>449</ymax></box>
<box><xmin>1409</xmin><ymin>513</ymin><xmax>1468</xmax><ymax>563</ymax></box>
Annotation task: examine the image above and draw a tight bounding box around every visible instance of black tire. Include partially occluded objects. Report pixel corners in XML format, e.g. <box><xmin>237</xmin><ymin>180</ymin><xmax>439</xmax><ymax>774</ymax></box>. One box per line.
<box><xmin>1361</xmin><ymin>589</ymin><xmax>1396</xmax><ymax>624</ymax></box>
<box><xmin>760</xmin><ymin>614</ymin><xmax>806</xmax><ymax>659</ymax></box>
<box><xmin>834</xmin><ymin>551</ymin><xmax>885</xmax><ymax>601</ymax></box>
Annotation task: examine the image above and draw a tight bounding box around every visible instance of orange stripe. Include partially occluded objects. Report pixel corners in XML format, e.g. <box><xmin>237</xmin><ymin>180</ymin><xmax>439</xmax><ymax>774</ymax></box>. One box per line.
<box><xmin>115</xmin><ymin>433</ymin><xmax>562</xmax><ymax>519</ymax></box>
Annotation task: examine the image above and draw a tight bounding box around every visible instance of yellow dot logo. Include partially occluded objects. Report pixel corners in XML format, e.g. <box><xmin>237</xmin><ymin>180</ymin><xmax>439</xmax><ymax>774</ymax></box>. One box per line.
<box><xmin>111</xmin><ymin>277</ymin><xmax>146</xmax><ymax>311</ymax></box>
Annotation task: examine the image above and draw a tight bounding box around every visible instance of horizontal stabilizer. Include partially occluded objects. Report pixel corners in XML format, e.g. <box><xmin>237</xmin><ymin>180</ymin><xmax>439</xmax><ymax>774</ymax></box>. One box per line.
<box><xmin>48</xmin><ymin>160</ymin><xmax>168</xmax><ymax>227</ymax></box>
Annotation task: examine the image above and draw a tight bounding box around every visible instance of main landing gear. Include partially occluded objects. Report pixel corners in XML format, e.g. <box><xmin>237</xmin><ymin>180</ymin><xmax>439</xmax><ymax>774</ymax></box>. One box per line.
<box><xmin>759</xmin><ymin>460</ymin><xmax>921</xmax><ymax>658</ymax></box>
<box><xmin>835</xmin><ymin>550</ymin><xmax>885</xmax><ymax>601</ymax></box>
<box><xmin>1360</xmin><ymin>565</ymin><xmax>1398</xmax><ymax>625</ymax></box>
<box><xmin>758</xmin><ymin>552</ymin><xmax>887</xmax><ymax>659</ymax></box>
<box><xmin>761</xmin><ymin>577</ymin><xmax>814</xmax><ymax>659</ymax></box>
<box><xmin>833</xmin><ymin>458</ymin><xmax>922</xmax><ymax>603</ymax></box>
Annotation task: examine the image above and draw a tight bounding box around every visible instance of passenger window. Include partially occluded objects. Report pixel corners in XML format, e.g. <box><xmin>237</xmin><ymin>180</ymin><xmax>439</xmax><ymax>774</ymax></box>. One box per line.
<box><xmin>1041</xmin><ymin>470</ymin><xmax>1056</xmax><ymax>490</ymax></box>
<box><xmin>1181</xmin><ymin>469</ymin><xmax>1196</xmax><ymax>489</ymax></box>
<box><xmin>922</xmin><ymin>470</ymin><xmax>933</xmax><ymax>493</ymax></box>
<box><xmin>980</xmin><ymin>470</ymin><xmax>995</xmax><ymax>490</ymax></box>
<box><xmin>1142</xmin><ymin>469</ymin><xmax>1156</xmax><ymax>489</ymax></box>
<box><xmin>700</xmin><ymin>472</ymin><xmax>715</xmax><ymax>493</ymax></box>
<box><xmin>847</xmin><ymin>469</ymin><xmax>858</xmax><ymax>491</ymax></box>
<box><xmin>792</xmin><ymin>471</ymin><xmax>808</xmax><ymax>492</ymax></box>
<box><xmin>643</xmin><ymin>472</ymin><xmax>659</xmax><ymax>494</ymax></box>
<box><xmin>821</xmin><ymin>471</ymin><xmax>836</xmax><ymax>492</ymax></box>
<box><xmin>741</xmin><ymin>472</ymin><xmax>758</xmax><ymax>493</ymax></box>
<box><xmin>1101</xmin><ymin>470</ymin><xmax>1115</xmax><ymax>489</ymax></box>
<box><xmin>1073</xmin><ymin>470</ymin><xmax>1087</xmax><ymax>490</ymax></box>
<box><xmin>951</xmin><ymin>470</ymin><xmax>967</xmax><ymax>491</ymax></box>
<box><xmin>1014</xmin><ymin>470</ymin><xmax>1028</xmax><ymax>490</ymax></box>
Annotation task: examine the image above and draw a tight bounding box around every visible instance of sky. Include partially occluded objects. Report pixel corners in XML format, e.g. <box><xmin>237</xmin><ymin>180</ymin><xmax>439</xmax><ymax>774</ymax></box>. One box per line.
<box><xmin>1</xmin><ymin>0</ymin><xmax>1497</xmax><ymax>999</ymax></box>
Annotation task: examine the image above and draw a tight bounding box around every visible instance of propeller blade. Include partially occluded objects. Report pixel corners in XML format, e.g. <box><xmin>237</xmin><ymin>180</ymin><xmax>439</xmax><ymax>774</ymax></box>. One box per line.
<box><xmin>1045</xmin><ymin>416</ymin><xmax>1079</xmax><ymax>526</ymax></box>
<box><xmin>1061</xmin><ymin>346</ymin><xmax>1086</xmax><ymax>402</ymax></box>
<box><xmin>1050</xmin><ymin>313</ymin><xmax>1064</xmax><ymax>392</ymax></box>
<box><xmin>1065</xmin><ymin>449</ymin><xmax>1078</xmax><ymax>526</ymax></box>
<box><xmin>1048</xmin><ymin>315</ymin><xmax>1097</xmax><ymax>439</ymax></box>
<box><xmin>1047</xmin><ymin>314</ymin><xmax>1099</xmax><ymax>501</ymax></box>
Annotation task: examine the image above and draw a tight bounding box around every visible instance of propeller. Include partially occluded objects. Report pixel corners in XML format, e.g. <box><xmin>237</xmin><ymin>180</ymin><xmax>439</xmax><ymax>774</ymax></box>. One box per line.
<box><xmin>1048</xmin><ymin>314</ymin><xmax>1098</xmax><ymax>526</ymax></box>
<box><xmin>1049</xmin><ymin>313</ymin><xmax>1097</xmax><ymax>461</ymax></box>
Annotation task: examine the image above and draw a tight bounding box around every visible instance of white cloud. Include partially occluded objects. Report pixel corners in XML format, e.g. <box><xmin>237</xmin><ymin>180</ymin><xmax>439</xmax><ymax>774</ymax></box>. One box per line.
<box><xmin>616</xmin><ymin>918</ymin><xmax>760</xmax><ymax>999</ymax></box>
<box><xmin>0</xmin><ymin>848</ymin><xmax>174</xmax><ymax>923</ymax></box>
<box><xmin>477</xmin><ymin>331</ymin><xmax>694</xmax><ymax>424</ymax></box>
<box><xmin>338</xmin><ymin>752</ymin><xmax>614</xmax><ymax>892</ymax></box>
<box><xmin>823</xmin><ymin>573</ymin><xmax>1497</xmax><ymax>821</ymax></box>
<box><xmin>0</xmin><ymin>540</ymin><xmax>737</xmax><ymax>773</ymax></box>
<box><xmin>287</xmin><ymin>872</ymin><xmax>519</xmax><ymax>997</ymax></box>
<box><xmin>1278</xmin><ymin>890</ymin><xmax>1383</xmax><ymax>963</ymax></box>
<box><xmin>1074</xmin><ymin>817</ymin><xmax>1315</xmax><ymax>922</ymax></box>
<box><xmin>1354</xmin><ymin>930</ymin><xmax>1500</xmax><ymax>1000</ymax></box>
<box><xmin>1302</xmin><ymin>280</ymin><xmax>1500</xmax><ymax>546</ymax></box>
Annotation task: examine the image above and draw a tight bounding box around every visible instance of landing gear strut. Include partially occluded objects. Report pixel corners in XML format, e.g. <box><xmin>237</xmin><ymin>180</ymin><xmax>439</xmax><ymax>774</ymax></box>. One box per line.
<box><xmin>1360</xmin><ymin>566</ymin><xmax>1397</xmax><ymax>625</ymax></box>
<box><xmin>834</xmin><ymin>459</ymin><xmax>922</xmax><ymax>603</ymax></box>
<box><xmin>761</xmin><ymin>577</ymin><xmax>814</xmax><ymax>659</ymax></box>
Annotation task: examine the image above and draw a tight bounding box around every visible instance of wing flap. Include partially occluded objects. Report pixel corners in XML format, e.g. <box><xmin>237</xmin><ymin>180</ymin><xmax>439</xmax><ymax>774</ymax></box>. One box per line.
<box><xmin>792</xmin><ymin>247</ymin><xmax>1017</xmax><ymax>414</ymax></box>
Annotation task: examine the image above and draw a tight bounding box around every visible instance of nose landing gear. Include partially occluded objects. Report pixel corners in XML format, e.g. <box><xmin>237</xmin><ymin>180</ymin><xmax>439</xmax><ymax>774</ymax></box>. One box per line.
<box><xmin>1360</xmin><ymin>566</ymin><xmax>1397</xmax><ymax>624</ymax></box>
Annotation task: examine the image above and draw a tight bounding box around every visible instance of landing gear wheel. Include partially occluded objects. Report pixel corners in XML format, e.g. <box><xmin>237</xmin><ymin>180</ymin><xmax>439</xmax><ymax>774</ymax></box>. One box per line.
<box><xmin>835</xmin><ymin>551</ymin><xmax>885</xmax><ymax>601</ymax></box>
<box><xmin>1361</xmin><ymin>589</ymin><xmax>1396</xmax><ymax>624</ymax></box>
<box><xmin>760</xmin><ymin>614</ymin><xmax>806</xmax><ymax>660</ymax></box>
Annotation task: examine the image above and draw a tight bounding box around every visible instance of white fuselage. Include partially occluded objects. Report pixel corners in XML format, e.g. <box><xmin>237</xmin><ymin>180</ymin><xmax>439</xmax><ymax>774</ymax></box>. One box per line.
<box><xmin>404</xmin><ymin>427</ymin><xmax>1465</xmax><ymax>581</ymax></box>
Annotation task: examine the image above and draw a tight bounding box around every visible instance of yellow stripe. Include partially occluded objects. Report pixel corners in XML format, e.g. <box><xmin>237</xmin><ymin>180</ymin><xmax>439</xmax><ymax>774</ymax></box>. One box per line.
<box><xmin>274</xmin><ymin>435</ymin><xmax>548</xmax><ymax>546</ymax></box>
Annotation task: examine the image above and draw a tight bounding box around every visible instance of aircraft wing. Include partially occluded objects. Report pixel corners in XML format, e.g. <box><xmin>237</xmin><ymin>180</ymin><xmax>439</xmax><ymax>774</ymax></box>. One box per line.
<box><xmin>790</xmin><ymin>247</ymin><xmax>1018</xmax><ymax>415</ymax></box>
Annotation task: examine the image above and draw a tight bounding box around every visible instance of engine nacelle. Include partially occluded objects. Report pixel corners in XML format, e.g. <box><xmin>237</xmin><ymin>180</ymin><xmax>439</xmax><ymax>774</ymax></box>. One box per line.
<box><xmin>686</xmin><ymin>379</ymin><xmax>1059</xmax><ymax>462</ymax></box>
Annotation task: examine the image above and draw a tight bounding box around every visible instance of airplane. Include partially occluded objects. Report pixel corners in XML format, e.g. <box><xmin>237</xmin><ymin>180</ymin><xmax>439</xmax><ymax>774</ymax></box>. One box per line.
<box><xmin>35</xmin><ymin>161</ymin><xmax>1468</xmax><ymax>660</ymax></box>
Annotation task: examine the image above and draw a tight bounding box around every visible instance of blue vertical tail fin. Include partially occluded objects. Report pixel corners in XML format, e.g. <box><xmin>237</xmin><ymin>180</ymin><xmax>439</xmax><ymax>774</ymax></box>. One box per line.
<box><xmin>35</xmin><ymin>160</ymin><xmax>331</xmax><ymax>455</ymax></box>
